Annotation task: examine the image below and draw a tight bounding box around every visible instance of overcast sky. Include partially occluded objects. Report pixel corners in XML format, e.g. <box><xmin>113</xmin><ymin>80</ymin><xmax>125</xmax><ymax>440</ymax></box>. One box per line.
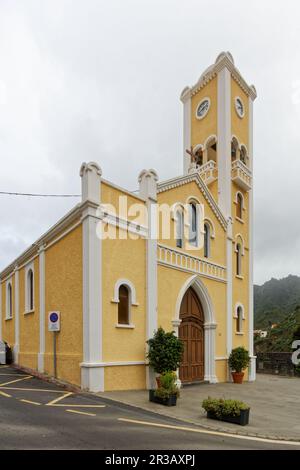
<box><xmin>0</xmin><ymin>0</ymin><xmax>300</xmax><ymax>285</ymax></box>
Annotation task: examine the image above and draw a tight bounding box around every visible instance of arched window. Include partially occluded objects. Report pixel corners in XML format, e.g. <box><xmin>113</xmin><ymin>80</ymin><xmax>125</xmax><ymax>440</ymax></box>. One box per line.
<box><xmin>176</xmin><ymin>209</ymin><xmax>184</xmax><ymax>248</ymax></box>
<box><xmin>236</xmin><ymin>193</ymin><xmax>243</xmax><ymax>219</ymax></box>
<box><xmin>236</xmin><ymin>243</ymin><xmax>242</xmax><ymax>276</ymax></box>
<box><xmin>195</xmin><ymin>147</ymin><xmax>203</xmax><ymax>167</ymax></box>
<box><xmin>27</xmin><ymin>269</ymin><xmax>34</xmax><ymax>311</ymax></box>
<box><xmin>7</xmin><ymin>282</ymin><xmax>12</xmax><ymax>319</ymax></box>
<box><xmin>189</xmin><ymin>203</ymin><xmax>198</xmax><ymax>247</ymax></box>
<box><xmin>236</xmin><ymin>306</ymin><xmax>243</xmax><ymax>333</ymax></box>
<box><xmin>231</xmin><ymin>138</ymin><xmax>239</xmax><ymax>162</ymax></box>
<box><xmin>204</xmin><ymin>223</ymin><xmax>210</xmax><ymax>258</ymax></box>
<box><xmin>205</xmin><ymin>135</ymin><xmax>217</xmax><ymax>163</ymax></box>
<box><xmin>118</xmin><ymin>284</ymin><xmax>130</xmax><ymax>325</ymax></box>
<box><xmin>240</xmin><ymin>146</ymin><xmax>247</xmax><ymax>164</ymax></box>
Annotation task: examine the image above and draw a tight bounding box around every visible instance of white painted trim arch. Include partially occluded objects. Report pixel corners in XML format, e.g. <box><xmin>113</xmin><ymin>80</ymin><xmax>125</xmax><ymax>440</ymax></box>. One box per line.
<box><xmin>174</xmin><ymin>274</ymin><xmax>218</xmax><ymax>383</ymax></box>
<box><xmin>112</xmin><ymin>279</ymin><xmax>139</xmax><ymax>306</ymax></box>
<box><xmin>231</xmin><ymin>134</ymin><xmax>241</xmax><ymax>150</ymax></box>
<box><xmin>234</xmin><ymin>302</ymin><xmax>245</xmax><ymax>319</ymax></box>
<box><xmin>235</xmin><ymin>233</ymin><xmax>245</xmax><ymax>255</ymax></box>
<box><xmin>204</xmin><ymin>134</ymin><xmax>218</xmax><ymax>149</ymax></box>
<box><xmin>204</xmin><ymin>217</ymin><xmax>216</xmax><ymax>239</ymax></box>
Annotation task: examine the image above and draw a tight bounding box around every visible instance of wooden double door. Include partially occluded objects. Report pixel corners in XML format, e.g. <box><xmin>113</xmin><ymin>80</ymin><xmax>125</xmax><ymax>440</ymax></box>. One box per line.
<box><xmin>179</xmin><ymin>287</ymin><xmax>204</xmax><ymax>383</ymax></box>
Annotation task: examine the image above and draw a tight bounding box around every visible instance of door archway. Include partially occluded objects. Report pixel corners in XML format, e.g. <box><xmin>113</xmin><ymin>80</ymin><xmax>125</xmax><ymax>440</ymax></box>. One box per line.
<box><xmin>179</xmin><ymin>287</ymin><xmax>204</xmax><ymax>383</ymax></box>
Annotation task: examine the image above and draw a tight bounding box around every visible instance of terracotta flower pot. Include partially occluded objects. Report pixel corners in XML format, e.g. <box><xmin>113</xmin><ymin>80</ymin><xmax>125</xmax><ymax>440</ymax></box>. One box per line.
<box><xmin>156</xmin><ymin>376</ymin><xmax>161</xmax><ymax>388</ymax></box>
<box><xmin>231</xmin><ymin>371</ymin><xmax>244</xmax><ymax>384</ymax></box>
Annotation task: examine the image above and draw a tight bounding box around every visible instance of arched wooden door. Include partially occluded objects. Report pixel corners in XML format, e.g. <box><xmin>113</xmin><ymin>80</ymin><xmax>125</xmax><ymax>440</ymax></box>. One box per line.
<box><xmin>179</xmin><ymin>287</ymin><xmax>204</xmax><ymax>383</ymax></box>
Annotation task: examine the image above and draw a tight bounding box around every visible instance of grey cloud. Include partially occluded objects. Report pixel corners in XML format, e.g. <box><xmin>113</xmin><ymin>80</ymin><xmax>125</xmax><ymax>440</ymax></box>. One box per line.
<box><xmin>1</xmin><ymin>0</ymin><xmax>300</xmax><ymax>285</ymax></box>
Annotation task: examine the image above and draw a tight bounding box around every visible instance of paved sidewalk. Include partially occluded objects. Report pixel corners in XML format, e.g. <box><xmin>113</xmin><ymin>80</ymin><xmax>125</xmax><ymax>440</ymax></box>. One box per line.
<box><xmin>98</xmin><ymin>374</ymin><xmax>300</xmax><ymax>441</ymax></box>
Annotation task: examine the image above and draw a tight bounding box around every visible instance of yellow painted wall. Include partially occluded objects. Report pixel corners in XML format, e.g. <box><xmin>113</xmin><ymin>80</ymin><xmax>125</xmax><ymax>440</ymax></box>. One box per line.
<box><xmin>44</xmin><ymin>225</ymin><xmax>83</xmax><ymax>386</ymax></box>
<box><xmin>102</xmin><ymin>229</ymin><xmax>146</xmax><ymax>389</ymax></box>
<box><xmin>104</xmin><ymin>365</ymin><xmax>146</xmax><ymax>391</ymax></box>
<box><xmin>101</xmin><ymin>181</ymin><xmax>147</xmax><ymax>390</ymax></box>
<box><xmin>215</xmin><ymin>360</ymin><xmax>228</xmax><ymax>382</ymax></box>
<box><xmin>102</xmin><ymin>181</ymin><xmax>146</xmax><ymax>225</ymax></box>
<box><xmin>19</xmin><ymin>257</ymin><xmax>40</xmax><ymax>369</ymax></box>
<box><xmin>191</xmin><ymin>77</ymin><xmax>218</xmax><ymax>147</ymax></box>
<box><xmin>1</xmin><ymin>275</ymin><xmax>15</xmax><ymax>347</ymax></box>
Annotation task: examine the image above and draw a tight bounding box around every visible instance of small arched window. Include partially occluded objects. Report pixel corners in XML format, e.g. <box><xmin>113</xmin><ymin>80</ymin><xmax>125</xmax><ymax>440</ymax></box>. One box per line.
<box><xmin>231</xmin><ymin>138</ymin><xmax>238</xmax><ymax>162</ymax></box>
<box><xmin>27</xmin><ymin>269</ymin><xmax>34</xmax><ymax>311</ymax></box>
<box><xmin>189</xmin><ymin>203</ymin><xmax>198</xmax><ymax>247</ymax></box>
<box><xmin>7</xmin><ymin>282</ymin><xmax>12</xmax><ymax>319</ymax></box>
<box><xmin>236</xmin><ymin>193</ymin><xmax>243</xmax><ymax>219</ymax></box>
<box><xmin>118</xmin><ymin>285</ymin><xmax>130</xmax><ymax>325</ymax></box>
<box><xmin>240</xmin><ymin>147</ymin><xmax>247</xmax><ymax>164</ymax></box>
<box><xmin>236</xmin><ymin>243</ymin><xmax>242</xmax><ymax>276</ymax></box>
<box><xmin>176</xmin><ymin>209</ymin><xmax>184</xmax><ymax>248</ymax></box>
<box><xmin>205</xmin><ymin>136</ymin><xmax>217</xmax><ymax>163</ymax></box>
<box><xmin>236</xmin><ymin>306</ymin><xmax>243</xmax><ymax>333</ymax></box>
<box><xmin>204</xmin><ymin>223</ymin><xmax>210</xmax><ymax>258</ymax></box>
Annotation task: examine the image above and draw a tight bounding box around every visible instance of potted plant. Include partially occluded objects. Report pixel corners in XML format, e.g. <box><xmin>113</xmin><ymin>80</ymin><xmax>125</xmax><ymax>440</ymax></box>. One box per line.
<box><xmin>149</xmin><ymin>371</ymin><xmax>180</xmax><ymax>406</ymax></box>
<box><xmin>228</xmin><ymin>347</ymin><xmax>250</xmax><ymax>383</ymax></box>
<box><xmin>146</xmin><ymin>327</ymin><xmax>184</xmax><ymax>387</ymax></box>
<box><xmin>202</xmin><ymin>397</ymin><xmax>250</xmax><ymax>426</ymax></box>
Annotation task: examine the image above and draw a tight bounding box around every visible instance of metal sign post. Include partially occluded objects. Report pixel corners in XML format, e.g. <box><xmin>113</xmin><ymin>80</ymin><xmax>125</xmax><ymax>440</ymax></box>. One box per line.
<box><xmin>53</xmin><ymin>331</ymin><xmax>57</xmax><ymax>378</ymax></box>
<box><xmin>48</xmin><ymin>311</ymin><xmax>60</xmax><ymax>379</ymax></box>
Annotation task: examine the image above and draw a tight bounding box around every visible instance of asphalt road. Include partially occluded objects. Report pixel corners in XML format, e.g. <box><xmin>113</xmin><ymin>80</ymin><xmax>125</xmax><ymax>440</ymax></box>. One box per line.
<box><xmin>0</xmin><ymin>366</ymin><xmax>299</xmax><ymax>450</ymax></box>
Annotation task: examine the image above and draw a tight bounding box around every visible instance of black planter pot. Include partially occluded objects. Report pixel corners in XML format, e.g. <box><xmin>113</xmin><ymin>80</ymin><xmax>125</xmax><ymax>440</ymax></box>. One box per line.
<box><xmin>149</xmin><ymin>390</ymin><xmax>177</xmax><ymax>407</ymax></box>
<box><xmin>207</xmin><ymin>408</ymin><xmax>250</xmax><ymax>426</ymax></box>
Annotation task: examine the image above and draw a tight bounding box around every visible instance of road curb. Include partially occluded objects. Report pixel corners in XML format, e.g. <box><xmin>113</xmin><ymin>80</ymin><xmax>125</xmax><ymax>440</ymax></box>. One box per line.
<box><xmin>94</xmin><ymin>392</ymin><xmax>300</xmax><ymax>444</ymax></box>
<box><xmin>9</xmin><ymin>365</ymin><xmax>300</xmax><ymax>444</ymax></box>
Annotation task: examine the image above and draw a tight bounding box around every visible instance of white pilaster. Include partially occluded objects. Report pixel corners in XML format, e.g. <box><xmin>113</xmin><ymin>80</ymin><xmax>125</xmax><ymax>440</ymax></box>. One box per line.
<box><xmin>248</xmin><ymin>97</ymin><xmax>256</xmax><ymax>381</ymax></box>
<box><xmin>14</xmin><ymin>266</ymin><xmax>19</xmax><ymax>363</ymax></box>
<box><xmin>226</xmin><ymin>218</ymin><xmax>233</xmax><ymax>379</ymax></box>
<box><xmin>204</xmin><ymin>323</ymin><xmax>218</xmax><ymax>383</ymax></box>
<box><xmin>181</xmin><ymin>88</ymin><xmax>191</xmax><ymax>175</ymax></box>
<box><xmin>80</xmin><ymin>162</ymin><xmax>104</xmax><ymax>392</ymax></box>
<box><xmin>217</xmin><ymin>67</ymin><xmax>231</xmax><ymax>216</ymax></box>
<box><xmin>139</xmin><ymin>169</ymin><xmax>158</xmax><ymax>390</ymax></box>
<box><xmin>38</xmin><ymin>244</ymin><xmax>46</xmax><ymax>372</ymax></box>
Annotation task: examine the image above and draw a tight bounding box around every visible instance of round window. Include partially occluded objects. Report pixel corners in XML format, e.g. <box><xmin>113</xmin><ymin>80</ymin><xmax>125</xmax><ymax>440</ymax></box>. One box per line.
<box><xmin>196</xmin><ymin>98</ymin><xmax>210</xmax><ymax>120</ymax></box>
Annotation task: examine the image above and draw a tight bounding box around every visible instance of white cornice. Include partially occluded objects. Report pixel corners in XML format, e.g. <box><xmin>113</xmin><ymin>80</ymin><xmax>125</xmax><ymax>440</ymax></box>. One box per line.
<box><xmin>157</xmin><ymin>172</ymin><xmax>228</xmax><ymax>231</ymax></box>
<box><xmin>180</xmin><ymin>52</ymin><xmax>257</xmax><ymax>103</ymax></box>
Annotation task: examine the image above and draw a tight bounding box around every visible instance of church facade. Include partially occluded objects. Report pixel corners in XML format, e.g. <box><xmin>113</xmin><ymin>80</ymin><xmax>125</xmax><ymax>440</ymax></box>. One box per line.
<box><xmin>0</xmin><ymin>52</ymin><xmax>256</xmax><ymax>391</ymax></box>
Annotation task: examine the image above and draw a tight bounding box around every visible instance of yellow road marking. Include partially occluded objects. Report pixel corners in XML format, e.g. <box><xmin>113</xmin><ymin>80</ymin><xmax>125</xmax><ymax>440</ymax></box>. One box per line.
<box><xmin>0</xmin><ymin>386</ymin><xmax>66</xmax><ymax>393</ymax></box>
<box><xmin>66</xmin><ymin>409</ymin><xmax>96</xmax><ymax>417</ymax></box>
<box><xmin>52</xmin><ymin>404</ymin><xmax>106</xmax><ymax>408</ymax></box>
<box><xmin>0</xmin><ymin>376</ymin><xmax>32</xmax><ymax>387</ymax></box>
<box><xmin>118</xmin><ymin>418</ymin><xmax>300</xmax><ymax>447</ymax></box>
<box><xmin>0</xmin><ymin>374</ymin><xmax>31</xmax><ymax>377</ymax></box>
<box><xmin>20</xmin><ymin>399</ymin><xmax>41</xmax><ymax>406</ymax></box>
<box><xmin>46</xmin><ymin>392</ymin><xmax>73</xmax><ymax>406</ymax></box>
<box><xmin>0</xmin><ymin>390</ymin><xmax>11</xmax><ymax>398</ymax></box>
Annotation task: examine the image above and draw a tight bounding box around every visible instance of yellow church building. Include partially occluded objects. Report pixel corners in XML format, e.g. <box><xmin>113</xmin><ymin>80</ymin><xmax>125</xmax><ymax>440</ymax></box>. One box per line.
<box><xmin>0</xmin><ymin>52</ymin><xmax>256</xmax><ymax>391</ymax></box>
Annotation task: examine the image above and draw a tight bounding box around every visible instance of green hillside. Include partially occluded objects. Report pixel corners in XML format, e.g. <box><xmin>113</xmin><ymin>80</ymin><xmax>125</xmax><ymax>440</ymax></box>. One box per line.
<box><xmin>254</xmin><ymin>275</ymin><xmax>300</xmax><ymax>329</ymax></box>
<box><xmin>254</xmin><ymin>307</ymin><xmax>300</xmax><ymax>353</ymax></box>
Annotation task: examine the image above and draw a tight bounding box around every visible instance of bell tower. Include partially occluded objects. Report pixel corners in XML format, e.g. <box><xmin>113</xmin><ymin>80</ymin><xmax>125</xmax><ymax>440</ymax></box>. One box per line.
<box><xmin>180</xmin><ymin>52</ymin><xmax>257</xmax><ymax>381</ymax></box>
<box><xmin>180</xmin><ymin>51</ymin><xmax>256</xmax><ymax>216</ymax></box>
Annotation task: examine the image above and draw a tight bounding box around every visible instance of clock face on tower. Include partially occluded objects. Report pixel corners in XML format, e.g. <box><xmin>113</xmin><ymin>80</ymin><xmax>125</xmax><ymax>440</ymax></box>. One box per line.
<box><xmin>196</xmin><ymin>98</ymin><xmax>210</xmax><ymax>120</ymax></box>
<box><xmin>235</xmin><ymin>97</ymin><xmax>245</xmax><ymax>118</ymax></box>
